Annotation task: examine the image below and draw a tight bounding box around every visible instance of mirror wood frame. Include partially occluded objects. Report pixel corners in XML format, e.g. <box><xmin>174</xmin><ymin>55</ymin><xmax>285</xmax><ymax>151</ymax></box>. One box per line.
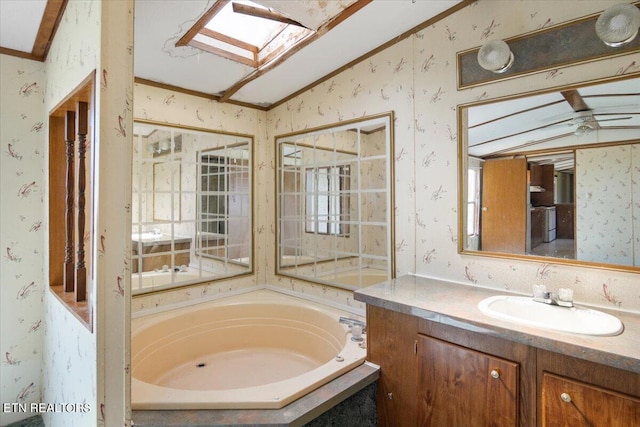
<box><xmin>131</xmin><ymin>119</ymin><xmax>255</xmax><ymax>296</ymax></box>
<box><xmin>457</xmin><ymin>73</ymin><xmax>640</xmax><ymax>273</ymax></box>
<box><xmin>275</xmin><ymin>112</ymin><xmax>396</xmax><ymax>290</ymax></box>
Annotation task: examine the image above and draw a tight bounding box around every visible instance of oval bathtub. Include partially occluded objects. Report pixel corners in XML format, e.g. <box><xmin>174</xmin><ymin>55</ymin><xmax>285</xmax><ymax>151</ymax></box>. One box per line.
<box><xmin>131</xmin><ymin>289</ymin><xmax>366</xmax><ymax>410</ymax></box>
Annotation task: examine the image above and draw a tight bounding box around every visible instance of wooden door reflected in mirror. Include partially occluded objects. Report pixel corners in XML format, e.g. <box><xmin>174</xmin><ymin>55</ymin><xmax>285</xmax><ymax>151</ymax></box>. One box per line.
<box><xmin>459</xmin><ymin>75</ymin><xmax>640</xmax><ymax>271</ymax></box>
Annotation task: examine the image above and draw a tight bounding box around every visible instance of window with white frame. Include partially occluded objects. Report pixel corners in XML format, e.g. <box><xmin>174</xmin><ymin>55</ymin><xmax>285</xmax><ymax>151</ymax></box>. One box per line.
<box><xmin>305</xmin><ymin>165</ymin><xmax>350</xmax><ymax>235</ymax></box>
<box><xmin>467</xmin><ymin>167</ymin><xmax>481</xmax><ymax>237</ymax></box>
<box><xmin>199</xmin><ymin>154</ymin><xmax>227</xmax><ymax>236</ymax></box>
<box><xmin>197</xmin><ymin>147</ymin><xmax>251</xmax><ymax>261</ymax></box>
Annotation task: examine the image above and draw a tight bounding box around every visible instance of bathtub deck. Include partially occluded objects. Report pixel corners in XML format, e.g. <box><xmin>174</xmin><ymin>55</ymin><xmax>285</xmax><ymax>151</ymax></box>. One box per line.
<box><xmin>132</xmin><ymin>362</ymin><xmax>379</xmax><ymax>427</ymax></box>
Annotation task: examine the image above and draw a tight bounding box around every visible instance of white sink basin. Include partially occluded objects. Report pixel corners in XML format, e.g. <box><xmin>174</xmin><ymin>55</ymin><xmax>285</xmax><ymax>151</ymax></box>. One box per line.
<box><xmin>132</xmin><ymin>232</ymin><xmax>165</xmax><ymax>242</ymax></box>
<box><xmin>478</xmin><ymin>295</ymin><xmax>623</xmax><ymax>336</ymax></box>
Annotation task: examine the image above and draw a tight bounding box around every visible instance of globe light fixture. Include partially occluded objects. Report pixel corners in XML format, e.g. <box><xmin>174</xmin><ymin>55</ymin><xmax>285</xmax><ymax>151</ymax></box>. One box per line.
<box><xmin>477</xmin><ymin>39</ymin><xmax>514</xmax><ymax>73</ymax></box>
<box><xmin>574</xmin><ymin>123</ymin><xmax>594</xmax><ymax>137</ymax></box>
<box><xmin>595</xmin><ymin>3</ymin><xmax>640</xmax><ymax>47</ymax></box>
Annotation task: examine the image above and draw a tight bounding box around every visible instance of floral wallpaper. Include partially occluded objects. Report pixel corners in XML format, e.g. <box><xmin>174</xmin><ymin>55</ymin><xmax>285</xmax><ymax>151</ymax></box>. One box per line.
<box><xmin>265</xmin><ymin>0</ymin><xmax>640</xmax><ymax>312</ymax></box>
<box><xmin>409</xmin><ymin>0</ymin><xmax>639</xmax><ymax>311</ymax></box>
<box><xmin>0</xmin><ymin>55</ymin><xmax>46</xmax><ymax>427</ymax></box>
<box><xmin>94</xmin><ymin>1</ymin><xmax>134</xmax><ymax>425</ymax></box>
<box><xmin>2</xmin><ymin>1</ymin><xmax>639</xmax><ymax>426</ymax></box>
<box><xmin>634</xmin><ymin>145</ymin><xmax>640</xmax><ymax>266</ymax></box>
<box><xmin>131</xmin><ymin>1</ymin><xmax>640</xmax><ymax>315</ymax></box>
<box><xmin>1</xmin><ymin>0</ymin><xmax>135</xmax><ymax>426</ymax></box>
<box><xmin>576</xmin><ymin>144</ymin><xmax>640</xmax><ymax>266</ymax></box>
<box><xmin>39</xmin><ymin>0</ymin><xmax>101</xmax><ymax>426</ymax></box>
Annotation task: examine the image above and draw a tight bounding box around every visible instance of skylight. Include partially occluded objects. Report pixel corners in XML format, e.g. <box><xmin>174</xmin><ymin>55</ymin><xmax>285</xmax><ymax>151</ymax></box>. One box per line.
<box><xmin>178</xmin><ymin>0</ymin><xmax>315</xmax><ymax>68</ymax></box>
<box><xmin>207</xmin><ymin>1</ymin><xmax>283</xmax><ymax>49</ymax></box>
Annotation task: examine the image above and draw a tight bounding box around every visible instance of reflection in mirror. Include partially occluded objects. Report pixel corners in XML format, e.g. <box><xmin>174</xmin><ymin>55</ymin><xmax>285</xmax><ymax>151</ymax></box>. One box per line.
<box><xmin>276</xmin><ymin>112</ymin><xmax>394</xmax><ymax>290</ymax></box>
<box><xmin>459</xmin><ymin>75</ymin><xmax>640</xmax><ymax>270</ymax></box>
<box><xmin>132</xmin><ymin>121</ymin><xmax>253</xmax><ymax>294</ymax></box>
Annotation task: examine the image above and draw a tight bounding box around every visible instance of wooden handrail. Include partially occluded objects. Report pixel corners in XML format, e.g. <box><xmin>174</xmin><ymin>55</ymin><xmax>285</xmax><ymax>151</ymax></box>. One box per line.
<box><xmin>63</xmin><ymin>110</ymin><xmax>75</xmax><ymax>292</ymax></box>
<box><xmin>75</xmin><ymin>101</ymin><xmax>88</xmax><ymax>302</ymax></box>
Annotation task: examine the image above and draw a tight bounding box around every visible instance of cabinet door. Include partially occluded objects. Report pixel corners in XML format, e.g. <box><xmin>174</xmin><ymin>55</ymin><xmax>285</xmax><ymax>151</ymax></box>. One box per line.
<box><xmin>417</xmin><ymin>334</ymin><xmax>519</xmax><ymax>427</ymax></box>
<box><xmin>529</xmin><ymin>164</ymin><xmax>542</xmax><ymax>186</ymax></box>
<box><xmin>530</xmin><ymin>164</ymin><xmax>554</xmax><ymax>206</ymax></box>
<box><xmin>541</xmin><ymin>372</ymin><xmax>640</xmax><ymax>427</ymax></box>
<box><xmin>367</xmin><ymin>305</ymin><xmax>418</xmax><ymax>427</ymax></box>
<box><xmin>555</xmin><ymin>204</ymin><xmax>574</xmax><ymax>239</ymax></box>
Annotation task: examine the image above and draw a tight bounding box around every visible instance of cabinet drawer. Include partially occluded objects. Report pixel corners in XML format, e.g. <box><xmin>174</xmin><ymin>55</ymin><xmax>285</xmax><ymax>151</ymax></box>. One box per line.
<box><xmin>541</xmin><ymin>372</ymin><xmax>640</xmax><ymax>427</ymax></box>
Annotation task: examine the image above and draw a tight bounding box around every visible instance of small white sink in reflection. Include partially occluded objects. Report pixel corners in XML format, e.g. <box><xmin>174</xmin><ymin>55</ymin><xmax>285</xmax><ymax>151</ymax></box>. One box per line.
<box><xmin>478</xmin><ymin>295</ymin><xmax>623</xmax><ymax>336</ymax></box>
<box><xmin>132</xmin><ymin>232</ymin><xmax>164</xmax><ymax>242</ymax></box>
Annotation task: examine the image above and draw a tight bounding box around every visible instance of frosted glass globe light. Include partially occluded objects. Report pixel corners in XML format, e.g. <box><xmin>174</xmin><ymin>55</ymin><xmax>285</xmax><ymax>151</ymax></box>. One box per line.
<box><xmin>574</xmin><ymin>124</ymin><xmax>593</xmax><ymax>137</ymax></box>
<box><xmin>595</xmin><ymin>3</ymin><xmax>640</xmax><ymax>47</ymax></box>
<box><xmin>477</xmin><ymin>40</ymin><xmax>514</xmax><ymax>73</ymax></box>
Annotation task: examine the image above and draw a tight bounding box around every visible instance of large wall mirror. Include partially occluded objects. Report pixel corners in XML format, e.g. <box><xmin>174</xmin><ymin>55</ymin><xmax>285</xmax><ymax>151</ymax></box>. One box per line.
<box><xmin>276</xmin><ymin>112</ymin><xmax>395</xmax><ymax>290</ymax></box>
<box><xmin>132</xmin><ymin>121</ymin><xmax>253</xmax><ymax>294</ymax></box>
<box><xmin>459</xmin><ymin>74</ymin><xmax>640</xmax><ymax>271</ymax></box>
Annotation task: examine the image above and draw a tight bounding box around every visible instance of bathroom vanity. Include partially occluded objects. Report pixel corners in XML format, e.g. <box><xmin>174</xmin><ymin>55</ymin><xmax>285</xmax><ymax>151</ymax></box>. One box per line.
<box><xmin>355</xmin><ymin>275</ymin><xmax>640</xmax><ymax>426</ymax></box>
<box><xmin>131</xmin><ymin>234</ymin><xmax>191</xmax><ymax>273</ymax></box>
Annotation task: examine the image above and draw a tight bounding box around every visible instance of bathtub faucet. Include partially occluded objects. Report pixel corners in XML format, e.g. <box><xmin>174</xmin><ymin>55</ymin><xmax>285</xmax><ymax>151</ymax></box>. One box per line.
<box><xmin>339</xmin><ymin>317</ymin><xmax>366</xmax><ymax>331</ymax></box>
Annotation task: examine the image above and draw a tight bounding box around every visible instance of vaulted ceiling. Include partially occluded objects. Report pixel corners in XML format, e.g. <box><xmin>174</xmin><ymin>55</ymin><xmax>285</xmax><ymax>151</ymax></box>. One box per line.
<box><xmin>467</xmin><ymin>76</ymin><xmax>640</xmax><ymax>171</ymax></box>
<box><xmin>0</xmin><ymin>0</ymin><xmax>470</xmax><ymax>109</ymax></box>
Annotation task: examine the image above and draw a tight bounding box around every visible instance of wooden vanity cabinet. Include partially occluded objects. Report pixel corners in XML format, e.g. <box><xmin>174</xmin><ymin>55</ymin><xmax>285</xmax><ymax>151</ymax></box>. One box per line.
<box><xmin>366</xmin><ymin>305</ymin><xmax>638</xmax><ymax>427</ymax></box>
<box><xmin>541</xmin><ymin>373</ymin><xmax>639</xmax><ymax>426</ymax></box>
<box><xmin>366</xmin><ymin>305</ymin><xmax>535</xmax><ymax>427</ymax></box>
<box><xmin>131</xmin><ymin>241</ymin><xmax>190</xmax><ymax>273</ymax></box>
<box><xmin>537</xmin><ymin>350</ymin><xmax>640</xmax><ymax>427</ymax></box>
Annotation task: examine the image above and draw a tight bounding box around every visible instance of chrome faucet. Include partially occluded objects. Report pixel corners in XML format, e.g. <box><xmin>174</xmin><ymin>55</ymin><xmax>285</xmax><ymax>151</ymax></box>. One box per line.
<box><xmin>339</xmin><ymin>317</ymin><xmax>366</xmax><ymax>331</ymax></box>
<box><xmin>532</xmin><ymin>285</ymin><xmax>574</xmax><ymax>308</ymax></box>
<box><xmin>340</xmin><ymin>317</ymin><xmax>366</xmax><ymax>342</ymax></box>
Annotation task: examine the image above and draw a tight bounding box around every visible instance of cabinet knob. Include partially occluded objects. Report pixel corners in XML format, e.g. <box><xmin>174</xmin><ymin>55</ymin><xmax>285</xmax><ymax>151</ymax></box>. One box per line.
<box><xmin>561</xmin><ymin>392</ymin><xmax>572</xmax><ymax>403</ymax></box>
<box><xmin>490</xmin><ymin>369</ymin><xmax>500</xmax><ymax>379</ymax></box>
<box><xmin>482</xmin><ymin>207</ymin><xmax>488</xmax><ymax>212</ymax></box>
<box><xmin>387</xmin><ymin>392</ymin><xmax>393</xmax><ymax>400</ymax></box>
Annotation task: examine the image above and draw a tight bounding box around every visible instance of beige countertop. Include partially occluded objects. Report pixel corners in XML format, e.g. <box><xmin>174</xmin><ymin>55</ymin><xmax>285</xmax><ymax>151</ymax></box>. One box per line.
<box><xmin>131</xmin><ymin>234</ymin><xmax>192</xmax><ymax>247</ymax></box>
<box><xmin>354</xmin><ymin>274</ymin><xmax>640</xmax><ymax>374</ymax></box>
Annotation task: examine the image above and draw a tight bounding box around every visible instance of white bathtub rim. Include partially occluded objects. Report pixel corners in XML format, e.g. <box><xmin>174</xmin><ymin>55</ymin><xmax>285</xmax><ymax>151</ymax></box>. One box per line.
<box><xmin>132</xmin><ymin>315</ymin><xmax>347</xmax><ymax>370</ymax></box>
<box><xmin>132</xmin><ymin>284</ymin><xmax>365</xmax><ymax>318</ymax></box>
<box><xmin>132</xmin><ymin>290</ymin><xmax>361</xmax><ymax>356</ymax></box>
<box><xmin>264</xmin><ymin>285</ymin><xmax>366</xmax><ymax>317</ymax></box>
<box><xmin>132</xmin><ymin>285</ymin><xmax>265</xmax><ymax>318</ymax></box>
<box><xmin>131</xmin><ymin>353</ymin><xmax>364</xmax><ymax>410</ymax></box>
<box><xmin>131</xmin><ymin>288</ymin><xmax>366</xmax><ymax>410</ymax></box>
